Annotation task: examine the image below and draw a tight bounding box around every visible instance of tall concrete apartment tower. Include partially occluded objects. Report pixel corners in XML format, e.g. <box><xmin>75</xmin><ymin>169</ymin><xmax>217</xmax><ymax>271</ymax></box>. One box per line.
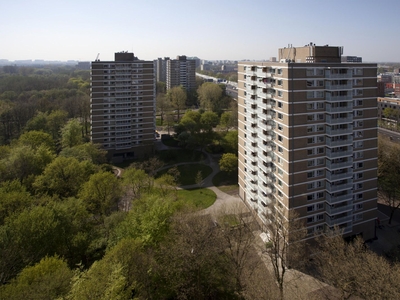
<box><xmin>90</xmin><ymin>52</ymin><xmax>155</xmax><ymax>162</ymax></box>
<box><xmin>238</xmin><ymin>44</ymin><xmax>377</xmax><ymax>240</ymax></box>
<box><xmin>166</xmin><ymin>55</ymin><xmax>196</xmax><ymax>91</ymax></box>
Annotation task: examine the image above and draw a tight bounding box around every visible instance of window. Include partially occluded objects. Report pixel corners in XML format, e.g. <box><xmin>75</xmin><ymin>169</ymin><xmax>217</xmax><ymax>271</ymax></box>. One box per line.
<box><xmin>307</xmin><ymin>171</ymin><xmax>314</xmax><ymax>178</ymax></box>
<box><xmin>355</xmin><ymin>162</ymin><xmax>364</xmax><ymax>169</ymax></box>
<box><xmin>278</xmin><ymin>124</ymin><xmax>283</xmax><ymax>131</ymax></box>
<box><xmin>278</xmin><ymin>190</ymin><xmax>283</xmax><ymax>197</ymax></box>
<box><xmin>316</xmin><ymin>158</ymin><xmax>325</xmax><ymax>165</ymax></box>
<box><xmin>307</xmin><ymin>149</ymin><xmax>315</xmax><ymax>155</ymax></box>
<box><xmin>278</xmin><ymin>168</ymin><xmax>283</xmax><ymax>175</ymax></box>
<box><xmin>316</xmin><ymin>91</ymin><xmax>324</xmax><ymax>98</ymax></box>
<box><xmin>317</xmin><ymin>136</ymin><xmax>325</xmax><ymax>143</ymax></box>
<box><xmin>317</xmin><ymin>192</ymin><xmax>324</xmax><ymax>199</ymax></box>
<box><xmin>353</xmin><ymin>213</ymin><xmax>363</xmax><ymax>221</ymax></box>
<box><xmin>355</xmin><ymin>141</ymin><xmax>363</xmax><ymax>148</ymax></box>
<box><xmin>317</xmin><ymin>80</ymin><xmax>324</xmax><ymax>87</ymax></box>
<box><xmin>278</xmin><ymin>79</ymin><xmax>283</xmax><ymax>85</ymax></box>
<box><xmin>307</xmin><ymin>91</ymin><xmax>315</xmax><ymax>99</ymax></box>
<box><xmin>317</xmin><ymin>114</ymin><xmax>325</xmax><ymax>120</ymax></box>
<box><xmin>308</xmin><ymin>160</ymin><xmax>315</xmax><ymax>167</ymax></box>
<box><xmin>307</xmin><ymin>194</ymin><xmax>315</xmax><ymax>201</ymax></box>
<box><xmin>278</xmin><ymin>101</ymin><xmax>283</xmax><ymax>108</ymax></box>
<box><xmin>317</xmin><ymin>214</ymin><xmax>324</xmax><ymax>221</ymax></box>
<box><xmin>306</xmin><ymin>69</ymin><xmax>314</xmax><ymax>76</ymax></box>
<box><xmin>355</xmin><ymin>203</ymin><xmax>363</xmax><ymax>211</ymax></box>
<box><xmin>307</xmin><ymin>205</ymin><xmax>315</xmax><ymax>212</ymax></box>
<box><xmin>278</xmin><ymin>91</ymin><xmax>283</xmax><ymax>97</ymax></box>
<box><xmin>278</xmin><ymin>179</ymin><xmax>283</xmax><ymax>186</ymax></box>
<box><xmin>278</xmin><ymin>113</ymin><xmax>283</xmax><ymax>119</ymax></box>
<box><xmin>277</xmin><ymin>157</ymin><xmax>283</xmax><ymax>165</ymax></box>
<box><xmin>355</xmin><ymin>183</ymin><xmax>363</xmax><ymax>190</ymax></box>
<box><xmin>317</xmin><ymin>203</ymin><xmax>324</xmax><ymax>210</ymax></box>
<box><xmin>307</xmin><ymin>216</ymin><xmax>315</xmax><ymax>223</ymax></box>
<box><xmin>278</xmin><ymin>135</ymin><xmax>283</xmax><ymax>142</ymax></box>
<box><xmin>307</xmin><ymin>80</ymin><xmax>314</xmax><ymax>87</ymax></box>
<box><xmin>355</xmin><ymin>172</ymin><xmax>363</xmax><ymax>179</ymax></box>
<box><xmin>316</xmin><ymin>69</ymin><xmax>324</xmax><ymax>76</ymax></box>
<box><xmin>277</xmin><ymin>69</ymin><xmax>282</xmax><ymax>75</ymax></box>
<box><xmin>278</xmin><ymin>146</ymin><xmax>283</xmax><ymax>153</ymax></box>
<box><xmin>317</xmin><ymin>102</ymin><xmax>324</xmax><ymax>109</ymax></box>
<box><xmin>317</xmin><ymin>125</ymin><xmax>324</xmax><ymax>132</ymax></box>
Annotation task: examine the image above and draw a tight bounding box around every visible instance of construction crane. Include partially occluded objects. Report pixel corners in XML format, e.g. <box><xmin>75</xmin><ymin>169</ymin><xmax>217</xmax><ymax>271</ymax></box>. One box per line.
<box><xmin>95</xmin><ymin>53</ymin><xmax>100</xmax><ymax>61</ymax></box>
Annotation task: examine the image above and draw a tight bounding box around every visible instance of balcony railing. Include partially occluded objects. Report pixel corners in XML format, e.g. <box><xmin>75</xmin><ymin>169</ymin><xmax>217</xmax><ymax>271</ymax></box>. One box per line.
<box><xmin>325</xmin><ymin>83</ymin><xmax>353</xmax><ymax>90</ymax></box>
<box><xmin>326</xmin><ymin>126</ymin><xmax>353</xmax><ymax>136</ymax></box>
<box><xmin>325</xmin><ymin>94</ymin><xmax>352</xmax><ymax>101</ymax></box>
<box><xmin>326</xmin><ymin>136</ymin><xmax>353</xmax><ymax>147</ymax></box>
<box><xmin>326</xmin><ymin>182</ymin><xmax>353</xmax><ymax>193</ymax></box>
<box><xmin>326</xmin><ymin>169</ymin><xmax>353</xmax><ymax>181</ymax></box>
<box><xmin>325</xmin><ymin>214</ymin><xmax>353</xmax><ymax>226</ymax></box>
<box><xmin>325</xmin><ymin>72</ymin><xmax>353</xmax><ymax>79</ymax></box>
<box><xmin>326</xmin><ymin>148</ymin><xmax>353</xmax><ymax>159</ymax></box>
<box><xmin>326</xmin><ymin>115</ymin><xmax>353</xmax><ymax>124</ymax></box>
<box><xmin>326</xmin><ymin>203</ymin><xmax>353</xmax><ymax>216</ymax></box>
<box><xmin>326</xmin><ymin>158</ymin><xmax>353</xmax><ymax>169</ymax></box>
<box><xmin>326</xmin><ymin>192</ymin><xmax>353</xmax><ymax>204</ymax></box>
<box><xmin>326</xmin><ymin>104</ymin><xmax>353</xmax><ymax>113</ymax></box>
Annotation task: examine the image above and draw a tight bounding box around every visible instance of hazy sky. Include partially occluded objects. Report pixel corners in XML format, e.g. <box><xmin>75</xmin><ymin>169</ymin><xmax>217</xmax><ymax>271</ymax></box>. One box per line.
<box><xmin>1</xmin><ymin>0</ymin><xmax>399</xmax><ymax>62</ymax></box>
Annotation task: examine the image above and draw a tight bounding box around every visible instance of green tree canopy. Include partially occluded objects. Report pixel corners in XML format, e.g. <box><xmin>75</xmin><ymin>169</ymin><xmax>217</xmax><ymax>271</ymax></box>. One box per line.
<box><xmin>219</xmin><ymin>153</ymin><xmax>238</xmax><ymax>174</ymax></box>
<box><xmin>33</xmin><ymin>156</ymin><xmax>96</xmax><ymax>198</ymax></box>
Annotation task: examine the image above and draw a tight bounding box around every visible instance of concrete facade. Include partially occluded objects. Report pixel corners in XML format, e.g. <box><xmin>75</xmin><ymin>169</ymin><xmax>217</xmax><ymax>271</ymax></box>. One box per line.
<box><xmin>238</xmin><ymin>44</ymin><xmax>378</xmax><ymax>241</ymax></box>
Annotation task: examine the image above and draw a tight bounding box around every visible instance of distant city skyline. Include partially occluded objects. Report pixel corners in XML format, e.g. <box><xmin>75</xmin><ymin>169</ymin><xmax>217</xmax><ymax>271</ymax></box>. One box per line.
<box><xmin>1</xmin><ymin>0</ymin><xmax>400</xmax><ymax>63</ymax></box>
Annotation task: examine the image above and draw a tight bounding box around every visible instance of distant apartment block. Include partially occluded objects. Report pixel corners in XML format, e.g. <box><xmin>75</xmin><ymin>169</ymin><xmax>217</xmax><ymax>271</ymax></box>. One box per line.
<box><xmin>378</xmin><ymin>97</ymin><xmax>400</xmax><ymax>119</ymax></box>
<box><xmin>341</xmin><ymin>56</ymin><xmax>362</xmax><ymax>63</ymax></box>
<box><xmin>166</xmin><ymin>55</ymin><xmax>196</xmax><ymax>91</ymax></box>
<box><xmin>238</xmin><ymin>43</ymin><xmax>378</xmax><ymax>241</ymax></box>
<box><xmin>156</xmin><ymin>57</ymin><xmax>170</xmax><ymax>83</ymax></box>
<box><xmin>90</xmin><ymin>52</ymin><xmax>155</xmax><ymax>162</ymax></box>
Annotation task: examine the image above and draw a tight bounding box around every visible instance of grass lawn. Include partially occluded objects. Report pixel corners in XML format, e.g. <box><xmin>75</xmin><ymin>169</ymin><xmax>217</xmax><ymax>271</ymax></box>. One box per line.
<box><xmin>157</xmin><ymin>149</ymin><xmax>205</xmax><ymax>165</ymax></box>
<box><xmin>176</xmin><ymin>188</ymin><xmax>216</xmax><ymax>210</ymax></box>
<box><xmin>212</xmin><ymin>171</ymin><xmax>239</xmax><ymax>195</ymax></box>
<box><xmin>157</xmin><ymin>163</ymin><xmax>213</xmax><ymax>186</ymax></box>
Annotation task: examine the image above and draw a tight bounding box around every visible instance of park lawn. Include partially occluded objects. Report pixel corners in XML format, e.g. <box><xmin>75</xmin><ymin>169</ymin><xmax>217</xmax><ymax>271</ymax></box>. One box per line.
<box><xmin>212</xmin><ymin>171</ymin><xmax>239</xmax><ymax>195</ymax></box>
<box><xmin>176</xmin><ymin>188</ymin><xmax>216</xmax><ymax>210</ymax></box>
<box><xmin>157</xmin><ymin>149</ymin><xmax>205</xmax><ymax>165</ymax></box>
<box><xmin>157</xmin><ymin>163</ymin><xmax>213</xmax><ymax>186</ymax></box>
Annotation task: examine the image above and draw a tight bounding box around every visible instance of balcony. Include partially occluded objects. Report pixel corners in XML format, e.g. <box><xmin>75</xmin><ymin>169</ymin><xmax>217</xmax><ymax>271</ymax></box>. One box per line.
<box><xmin>326</xmin><ymin>181</ymin><xmax>353</xmax><ymax>193</ymax></box>
<box><xmin>326</xmin><ymin>192</ymin><xmax>353</xmax><ymax>204</ymax></box>
<box><xmin>326</xmin><ymin>125</ymin><xmax>353</xmax><ymax>136</ymax></box>
<box><xmin>325</xmin><ymin>93</ymin><xmax>352</xmax><ymax>101</ymax></box>
<box><xmin>326</xmin><ymin>148</ymin><xmax>353</xmax><ymax>159</ymax></box>
<box><xmin>325</xmin><ymin>71</ymin><xmax>353</xmax><ymax>79</ymax></box>
<box><xmin>325</xmin><ymin>214</ymin><xmax>353</xmax><ymax>226</ymax></box>
<box><xmin>325</xmin><ymin>83</ymin><xmax>353</xmax><ymax>90</ymax></box>
<box><xmin>326</xmin><ymin>136</ymin><xmax>353</xmax><ymax>147</ymax></box>
<box><xmin>326</xmin><ymin>158</ymin><xmax>353</xmax><ymax>169</ymax></box>
<box><xmin>326</xmin><ymin>202</ymin><xmax>353</xmax><ymax>216</ymax></box>
<box><xmin>326</xmin><ymin>103</ymin><xmax>353</xmax><ymax>113</ymax></box>
<box><xmin>326</xmin><ymin>115</ymin><xmax>353</xmax><ymax>124</ymax></box>
<box><xmin>326</xmin><ymin>169</ymin><xmax>353</xmax><ymax>181</ymax></box>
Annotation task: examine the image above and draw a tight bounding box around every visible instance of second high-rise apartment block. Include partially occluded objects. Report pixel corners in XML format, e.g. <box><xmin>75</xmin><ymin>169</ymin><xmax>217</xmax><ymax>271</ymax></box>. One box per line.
<box><xmin>90</xmin><ymin>52</ymin><xmax>155</xmax><ymax>162</ymax></box>
<box><xmin>166</xmin><ymin>55</ymin><xmax>196</xmax><ymax>91</ymax></box>
<box><xmin>238</xmin><ymin>44</ymin><xmax>377</xmax><ymax>240</ymax></box>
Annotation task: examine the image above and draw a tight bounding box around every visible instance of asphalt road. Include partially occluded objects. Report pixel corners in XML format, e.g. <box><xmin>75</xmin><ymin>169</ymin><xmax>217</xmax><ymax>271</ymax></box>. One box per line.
<box><xmin>226</xmin><ymin>86</ymin><xmax>237</xmax><ymax>100</ymax></box>
<box><xmin>378</xmin><ymin>127</ymin><xmax>400</xmax><ymax>143</ymax></box>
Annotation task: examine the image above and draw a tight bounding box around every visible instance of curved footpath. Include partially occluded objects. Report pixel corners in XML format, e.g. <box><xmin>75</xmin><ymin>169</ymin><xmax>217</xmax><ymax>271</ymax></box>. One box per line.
<box><xmin>155</xmin><ymin>138</ymin><xmax>247</xmax><ymax>216</ymax></box>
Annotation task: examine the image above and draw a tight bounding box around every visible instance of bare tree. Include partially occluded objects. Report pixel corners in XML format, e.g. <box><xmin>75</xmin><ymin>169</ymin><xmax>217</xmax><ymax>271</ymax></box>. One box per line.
<box><xmin>263</xmin><ymin>209</ymin><xmax>307</xmax><ymax>300</ymax></box>
<box><xmin>314</xmin><ymin>228</ymin><xmax>400</xmax><ymax>299</ymax></box>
